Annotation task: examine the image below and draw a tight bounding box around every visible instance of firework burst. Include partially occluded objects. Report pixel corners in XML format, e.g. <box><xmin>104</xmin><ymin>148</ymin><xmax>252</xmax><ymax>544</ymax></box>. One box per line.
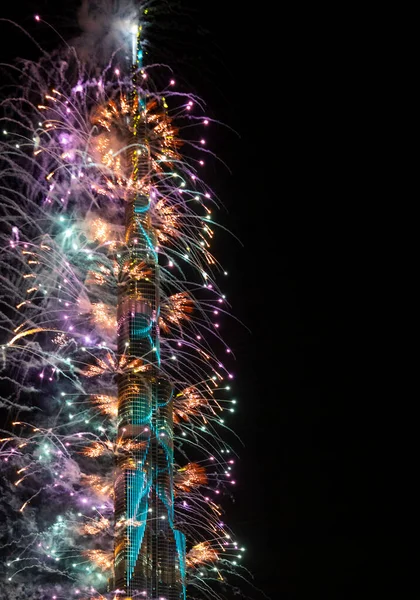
<box><xmin>0</xmin><ymin>4</ymin><xmax>248</xmax><ymax>600</ymax></box>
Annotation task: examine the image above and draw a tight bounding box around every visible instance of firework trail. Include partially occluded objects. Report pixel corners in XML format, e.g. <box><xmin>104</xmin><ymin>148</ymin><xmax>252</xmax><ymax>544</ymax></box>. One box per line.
<box><xmin>0</xmin><ymin>2</ymin><xmax>258</xmax><ymax>599</ymax></box>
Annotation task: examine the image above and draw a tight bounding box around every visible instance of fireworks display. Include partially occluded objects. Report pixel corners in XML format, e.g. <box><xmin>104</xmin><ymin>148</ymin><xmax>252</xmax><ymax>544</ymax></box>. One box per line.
<box><xmin>0</xmin><ymin>2</ymin><xmax>248</xmax><ymax>599</ymax></box>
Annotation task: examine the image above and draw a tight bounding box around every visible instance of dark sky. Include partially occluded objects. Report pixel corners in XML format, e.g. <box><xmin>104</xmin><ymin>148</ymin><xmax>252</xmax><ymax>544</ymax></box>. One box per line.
<box><xmin>0</xmin><ymin>3</ymin><xmax>377</xmax><ymax>599</ymax></box>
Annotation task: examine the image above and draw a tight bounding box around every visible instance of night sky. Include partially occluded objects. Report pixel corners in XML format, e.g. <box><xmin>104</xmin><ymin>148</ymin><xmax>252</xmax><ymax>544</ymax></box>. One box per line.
<box><xmin>0</xmin><ymin>2</ymin><xmax>375</xmax><ymax>599</ymax></box>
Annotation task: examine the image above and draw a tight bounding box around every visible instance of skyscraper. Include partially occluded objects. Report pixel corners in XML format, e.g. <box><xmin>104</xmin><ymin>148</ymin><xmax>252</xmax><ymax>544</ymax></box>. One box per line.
<box><xmin>112</xmin><ymin>22</ymin><xmax>186</xmax><ymax>600</ymax></box>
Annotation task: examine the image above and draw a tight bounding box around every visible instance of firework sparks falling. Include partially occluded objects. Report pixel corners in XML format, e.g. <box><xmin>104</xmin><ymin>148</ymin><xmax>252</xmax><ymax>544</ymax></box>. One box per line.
<box><xmin>90</xmin><ymin>395</ymin><xmax>118</xmax><ymax>418</ymax></box>
<box><xmin>175</xmin><ymin>462</ymin><xmax>208</xmax><ymax>493</ymax></box>
<box><xmin>83</xmin><ymin>549</ymin><xmax>114</xmax><ymax>572</ymax></box>
<box><xmin>0</xmin><ymin>4</ymin><xmax>250</xmax><ymax>600</ymax></box>
<box><xmin>186</xmin><ymin>541</ymin><xmax>219</xmax><ymax>568</ymax></box>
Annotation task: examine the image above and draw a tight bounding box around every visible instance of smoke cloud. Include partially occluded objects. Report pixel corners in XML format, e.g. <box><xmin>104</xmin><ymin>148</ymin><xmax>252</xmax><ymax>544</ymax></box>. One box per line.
<box><xmin>74</xmin><ymin>0</ymin><xmax>146</xmax><ymax>66</ymax></box>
